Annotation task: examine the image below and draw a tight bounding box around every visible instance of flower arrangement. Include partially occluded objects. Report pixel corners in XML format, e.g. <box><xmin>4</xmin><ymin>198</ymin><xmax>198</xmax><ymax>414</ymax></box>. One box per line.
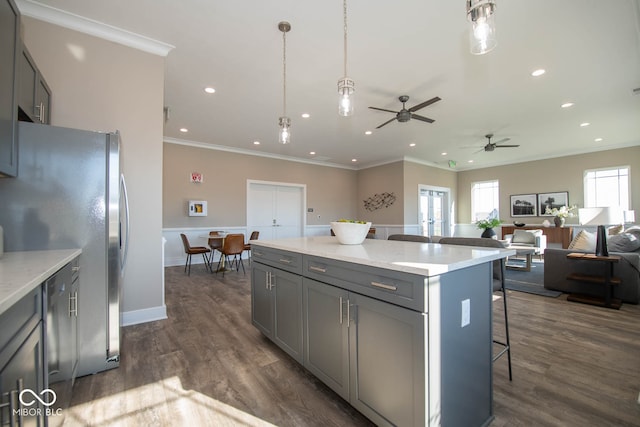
<box><xmin>545</xmin><ymin>205</ymin><xmax>577</xmax><ymax>218</ymax></box>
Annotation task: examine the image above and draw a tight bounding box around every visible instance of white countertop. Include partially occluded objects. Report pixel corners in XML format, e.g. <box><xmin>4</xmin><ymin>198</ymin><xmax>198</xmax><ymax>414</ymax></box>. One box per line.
<box><xmin>252</xmin><ymin>236</ymin><xmax>515</xmax><ymax>276</ymax></box>
<box><xmin>0</xmin><ymin>249</ymin><xmax>82</xmax><ymax>316</ymax></box>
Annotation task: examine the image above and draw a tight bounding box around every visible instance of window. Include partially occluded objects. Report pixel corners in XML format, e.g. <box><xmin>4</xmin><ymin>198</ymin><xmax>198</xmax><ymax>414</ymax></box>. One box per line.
<box><xmin>584</xmin><ymin>167</ymin><xmax>629</xmax><ymax>210</ymax></box>
<box><xmin>471</xmin><ymin>180</ymin><xmax>499</xmax><ymax>222</ymax></box>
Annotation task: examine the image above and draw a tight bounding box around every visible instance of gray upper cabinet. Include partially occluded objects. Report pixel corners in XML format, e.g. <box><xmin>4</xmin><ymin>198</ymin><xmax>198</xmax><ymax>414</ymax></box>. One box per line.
<box><xmin>18</xmin><ymin>44</ymin><xmax>51</xmax><ymax>125</ymax></box>
<box><xmin>0</xmin><ymin>0</ymin><xmax>19</xmax><ymax>176</ymax></box>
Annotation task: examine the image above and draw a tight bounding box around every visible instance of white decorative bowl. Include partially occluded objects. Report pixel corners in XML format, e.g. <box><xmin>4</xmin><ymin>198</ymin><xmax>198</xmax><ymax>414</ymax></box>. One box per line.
<box><xmin>330</xmin><ymin>221</ymin><xmax>372</xmax><ymax>245</ymax></box>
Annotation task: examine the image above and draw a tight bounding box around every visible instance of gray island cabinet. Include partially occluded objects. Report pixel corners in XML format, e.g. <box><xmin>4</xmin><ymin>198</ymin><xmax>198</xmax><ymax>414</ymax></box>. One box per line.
<box><xmin>251</xmin><ymin>236</ymin><xmax>514</xmax><ymax>427</ymax></box>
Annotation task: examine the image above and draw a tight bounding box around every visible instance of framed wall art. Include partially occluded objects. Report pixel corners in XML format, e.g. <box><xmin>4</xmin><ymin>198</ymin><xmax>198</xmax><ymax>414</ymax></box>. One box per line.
<box><xmin>538</xmin><ymin>191</ymin><xmax>568</xmax><ymax>216</ymax></box>
<box><xmin>510</xmin><ymin>194</ymin><xmax>537</xmax><ymax>217</ymax></box>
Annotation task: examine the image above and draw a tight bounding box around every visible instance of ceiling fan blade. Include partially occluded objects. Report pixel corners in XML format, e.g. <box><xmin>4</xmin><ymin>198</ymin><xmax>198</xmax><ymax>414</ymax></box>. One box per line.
<box><xmin>368</xmin><ymin>107</ymin><xmax>398</xmax><ymax>114</ymax></box>
<box><xmin>474</xmin><ymin>147</ymin><xmax>486</xmax><ymax>154</ymax></box>
<box><xmin>376</xmin><ymin>117</ymin><xmax>398</xmax><ymax>129</ymax></box>
<box><xmin>410</xmin><ymin>113</ymin><xmax>435</xmax><ymax>123</ymax></box>
<box><xmin>408</xmin><ymin>96</ymin><xmax>441</xmax><ymax>112</ymax></box>
<box><xmin>495</xmin><ymin>144</ymin><xmax>520</xmax><ymax>148</ymax></box>
<box><xmin>492</xmin><ymin>137</ymin><xmax>511</xmax><ymax>145</ymax></box>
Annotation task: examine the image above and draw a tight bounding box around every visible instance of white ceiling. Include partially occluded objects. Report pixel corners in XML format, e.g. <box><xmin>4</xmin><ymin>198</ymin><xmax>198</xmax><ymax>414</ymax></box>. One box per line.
<box><xmin>18</xmin><ymin>0</ymin><xmax>640</xmax><ymax>170</ymax></box>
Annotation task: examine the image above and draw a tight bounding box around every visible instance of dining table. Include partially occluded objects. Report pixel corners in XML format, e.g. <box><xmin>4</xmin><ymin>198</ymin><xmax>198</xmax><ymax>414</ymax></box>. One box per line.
<box><xmin>206</xmin><ymin>232</ymin><xmax>227</xmax><ymax>272</ymax></box>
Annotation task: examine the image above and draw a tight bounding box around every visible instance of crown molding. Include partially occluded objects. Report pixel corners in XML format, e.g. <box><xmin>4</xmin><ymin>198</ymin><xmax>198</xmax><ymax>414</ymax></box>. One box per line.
<box><xmin>164</xmin><ymin>137</ymin><xmax>358</xmax><ymax>171</ymax></box>
<box><xmin>16</xmin><ymin>0</ymin><xmax>174</xmax><ymax>56</ymax></box>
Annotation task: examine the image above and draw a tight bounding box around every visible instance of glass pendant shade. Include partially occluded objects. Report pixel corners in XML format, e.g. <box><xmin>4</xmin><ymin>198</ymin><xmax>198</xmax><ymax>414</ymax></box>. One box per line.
<box><xmin>467</xmin><ymin>0</ymin><xmax>497</xmax><ymax>55</ymax></box>
<box><xmin>338</xmin><ymin>77</ymin><xmax>355</xmax><ymax>116</ymax></box>
<box><xmin>278</xmin><ymin>116</ymin><xmax>291</xmax><ymax>144</ymax></box>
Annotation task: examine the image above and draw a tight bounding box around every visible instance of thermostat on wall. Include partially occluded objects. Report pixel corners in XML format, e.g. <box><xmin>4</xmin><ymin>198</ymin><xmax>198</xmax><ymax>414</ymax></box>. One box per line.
<box><xmin>188</xmin><ymin>200</ymin><xmax>207</xmax><ymax>217</ymax></box>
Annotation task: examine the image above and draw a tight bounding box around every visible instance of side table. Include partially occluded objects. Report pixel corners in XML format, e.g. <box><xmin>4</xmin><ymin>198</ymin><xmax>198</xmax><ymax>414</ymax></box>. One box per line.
<box><xmin>565</xmin><ymin>253</ymin><xmax>622</xmax><ymax>309</ymax></box>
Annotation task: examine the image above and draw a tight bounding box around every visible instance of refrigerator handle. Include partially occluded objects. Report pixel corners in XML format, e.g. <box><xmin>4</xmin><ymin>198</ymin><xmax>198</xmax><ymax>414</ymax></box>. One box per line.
<box><xmin>120</xmin><ymin>174</ymin><xmax>130</xmax><ymax>275</ymax></box>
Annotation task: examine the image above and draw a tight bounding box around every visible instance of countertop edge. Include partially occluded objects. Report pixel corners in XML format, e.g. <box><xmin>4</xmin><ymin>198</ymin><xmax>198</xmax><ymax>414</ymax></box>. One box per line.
<box><xmin>252</xmin><ymin>237</ymin><xmax>515</xmax><ymax>276</ymax></box>
<box><xmin>0</xmin><ymin>249</ymin><xmax>82</xmax><ymax>316</ymax></box>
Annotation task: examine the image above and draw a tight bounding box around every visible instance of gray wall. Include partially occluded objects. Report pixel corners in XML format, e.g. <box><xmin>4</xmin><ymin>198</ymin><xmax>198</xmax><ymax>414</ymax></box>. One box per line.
<box><xmin>163</xmin><ymin>142</ymin><xmax>358</xmax><ymax>228</ymax></box>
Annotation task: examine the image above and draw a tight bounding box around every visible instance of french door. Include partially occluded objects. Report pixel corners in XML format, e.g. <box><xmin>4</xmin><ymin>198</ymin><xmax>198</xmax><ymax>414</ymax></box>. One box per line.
<box><xmin>247</xmin><ymin>180</ymin><xmax>305</xmax><ymax>240</ymax></box>
<box><xmin>419</xmin><ymin>185</ymin><xmax>450</xmax><ymax>237</ymax></box>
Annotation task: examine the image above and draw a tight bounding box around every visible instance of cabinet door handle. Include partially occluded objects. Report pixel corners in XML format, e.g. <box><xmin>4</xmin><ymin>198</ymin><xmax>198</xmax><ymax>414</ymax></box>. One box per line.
<box><xmin>253</xmin><ymin>251</ymin><xmax>263</xmax><ymax>257</ymax></box>
<box><xmin>370</xmin><ymin>281</ymin><xmax>397</xmax><ymax>291</ymax></box>
<box><xmin>278</xmin><ymin>258</ymin><xmax>292</xmax><ymax>264</ymax></box>
<box><xmin>339</xmin><ymin>296</ymin><xmax>343</xmax><ymax>324</ymax></box>
<box><xmin>69</xmin><ymin>291</ymin><xmax>78</xmax><ymax>316</ymax></box>
<box><xmin>309</xmin><ymin>265</ymin><xmax>326</xmax><ymax>273</ymax></box>
<box><xmin>347</xmin><ymin>301</ymin><xmax>351</xmax><ymax>328</ymax></box>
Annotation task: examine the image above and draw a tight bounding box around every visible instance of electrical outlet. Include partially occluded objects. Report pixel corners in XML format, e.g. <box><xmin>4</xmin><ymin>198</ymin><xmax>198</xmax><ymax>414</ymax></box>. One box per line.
<box><xmin>461</xmin><ymin>299</ymin><xmax>470</xmax><ymax>327</ymax></box>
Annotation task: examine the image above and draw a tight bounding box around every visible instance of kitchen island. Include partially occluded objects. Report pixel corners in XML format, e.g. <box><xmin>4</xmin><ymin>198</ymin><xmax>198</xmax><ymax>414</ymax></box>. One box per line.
<box><xmin>250</xmin><ymin>236</ymin><xmax>513</xmax><ymax>427</ymax></box>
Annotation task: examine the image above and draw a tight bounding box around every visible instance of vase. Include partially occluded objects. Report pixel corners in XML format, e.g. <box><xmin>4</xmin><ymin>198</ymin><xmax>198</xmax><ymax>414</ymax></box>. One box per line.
<box><xmin>554</xmin><ymin>217</ymin><xmax>565</xmax><ymax>227</ymax></box>
<box><xmin>481</xmin><ymin>228</ymin><xmax>496</xmax><ymax>238</ymax></box>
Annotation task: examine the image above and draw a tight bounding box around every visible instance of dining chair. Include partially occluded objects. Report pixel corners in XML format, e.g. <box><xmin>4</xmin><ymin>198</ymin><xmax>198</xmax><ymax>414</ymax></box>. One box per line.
<box><xmin>180</xmin><ymin>233</ymin><xmax>211</xmax><ymax>275</ymax></box>
<box><xmin>208</xmin><ymin>231</ymin><xmax>225</xmax><ymax>265</ymax></box>
<box><xmin>243</xmin><ymin>231</ymin><xmax>259</xmax><ymax>263</ymax></box>
<box><xmin>216</xmin><ymin>233</ymin><xmax>246</xmax><ymax>276</ymax></box>
<box><xmin>438</xmin><ymin>237</ymin><xmax>512</xmax><ymax>381</ymax></box>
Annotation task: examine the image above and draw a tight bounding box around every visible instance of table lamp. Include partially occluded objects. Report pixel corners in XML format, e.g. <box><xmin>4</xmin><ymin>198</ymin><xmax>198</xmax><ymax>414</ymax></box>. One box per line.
<box><xmin>578</xmin><ymin>207</ymin><xmax>624</xmax><ymax>257</ymax></box>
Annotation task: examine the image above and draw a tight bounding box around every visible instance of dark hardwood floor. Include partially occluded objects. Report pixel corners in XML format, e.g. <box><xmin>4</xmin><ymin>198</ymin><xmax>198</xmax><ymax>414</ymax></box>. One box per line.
<box><xmin>62</xmin><ymin>264</ymin><xmax>640</xmax><ymax>426</ymax></box>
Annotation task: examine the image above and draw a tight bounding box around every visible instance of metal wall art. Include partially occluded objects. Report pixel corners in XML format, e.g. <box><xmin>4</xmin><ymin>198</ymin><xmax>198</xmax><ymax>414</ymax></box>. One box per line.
<box><xmin>363</xmin><ymin>192</ymin><xmax>396</xmax><ymax>211</ymax></box>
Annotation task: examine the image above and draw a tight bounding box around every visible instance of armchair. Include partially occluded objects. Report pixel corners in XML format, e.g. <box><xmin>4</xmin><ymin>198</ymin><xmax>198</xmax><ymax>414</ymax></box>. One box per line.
<box><xmin>505</xmin><ymin>229</ymin><xmax>547</xmax><ymax>255</ymax></box>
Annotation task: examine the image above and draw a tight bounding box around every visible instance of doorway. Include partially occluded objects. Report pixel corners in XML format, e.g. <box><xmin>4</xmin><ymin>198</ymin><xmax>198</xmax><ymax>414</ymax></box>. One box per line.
<box><xmin>419</xmin><ymin>185</ymin><xmax>451</xmax><ymax>237</ymax></box>
<box><xmin>247</xmin><ymin>180</ymin><xmax>305</xmax><ymax>240</ymax></box>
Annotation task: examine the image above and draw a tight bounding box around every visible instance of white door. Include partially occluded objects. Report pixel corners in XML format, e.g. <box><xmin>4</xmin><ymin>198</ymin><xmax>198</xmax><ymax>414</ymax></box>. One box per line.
<box><xmin>248</xmin><ymin>181</ymin><xmax>305</xmax><ymax>240</ymax></box>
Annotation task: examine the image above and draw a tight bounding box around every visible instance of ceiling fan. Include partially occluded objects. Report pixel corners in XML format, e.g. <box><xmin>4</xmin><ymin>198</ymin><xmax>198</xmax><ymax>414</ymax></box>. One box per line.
<box><xmin>479</xmin><ymin>133</ymin><xmax>519</xmax><ymax>152</ymax></box>
<box><xmin>368</xmin><ymin>95</ymin><xmax>441</xmax><ymax>129</ymax></box>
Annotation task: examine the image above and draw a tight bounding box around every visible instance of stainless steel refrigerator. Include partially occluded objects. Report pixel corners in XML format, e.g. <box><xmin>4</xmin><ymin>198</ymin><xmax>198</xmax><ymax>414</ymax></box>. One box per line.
<box><xmin>0</xmin><ymin>121</ymin><xmax>130</xmax><ymax>377</ymax></box>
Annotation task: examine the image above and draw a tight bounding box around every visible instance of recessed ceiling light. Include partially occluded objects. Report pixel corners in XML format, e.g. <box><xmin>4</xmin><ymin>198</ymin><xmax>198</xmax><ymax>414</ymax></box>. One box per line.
<box><xmin>179</xmin><ymin>128</ymin><xmax>188</xmax><ymax>133</ymax></box>
<box><xmin>468</xmin><ymin>160</ymin><xmax>474</xmax><ymax>163</ymax></box>
<box><xmin>351</xmin><ymin>158</ymin><xmax>357</xmax><ymax>162</ymax></box>
<box><xmin>253</xmin><ymin>141</ymin><xmax>260</xmax><ymax>145</ymax></box>
<box><xmin>301</xmin><ymin>113</ymin><xmax>310</xmax><ymax>118</ymax></box>
<box><xmin>580</xmin><ymin>122</ymin><xmax>590</xmax><ymax>127</ymax></box>
<box><xmin>561</xmin><ymin>102</ymin><xmax>574</xmax><ymax>108</ymax></box>
<box><xmin>204</xmin><ymin>87</ymin><xmax>215</xmax><ymax>94</ymax></box>
<box><xmin>594</xmin><ymin>138</ymin><xmax>603</xmax><ymax>142</ymax></box>
<box><xmin>531</xmin><ymin>69</ymin><xmax>546</xmax><ymax>77</ymax></box>
<box><xmin>365</xmin><ymin>131</ymin><xmax>372</xmax><ymax>135</ymax></box>
<box><xmin>309</xmin><ymin>151</ymin><xmax>316</xmax><ymax>155</ymax></box>
<box><xmin>441</xmin><ymin>152</ymin><xmax>447</xmax><ymax>156</ymax></box>
<box><xmin>409</xmin><ymin>143</ymin><xmax>416</xmax><ymax>147</ymax></box>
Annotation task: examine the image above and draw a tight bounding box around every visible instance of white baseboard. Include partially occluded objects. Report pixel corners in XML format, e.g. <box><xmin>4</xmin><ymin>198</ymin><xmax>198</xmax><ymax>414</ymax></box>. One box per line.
<box><xmin>122</xmin><ymin>305</ymin><xmax>167</xmax><ymax>326</ymax></box>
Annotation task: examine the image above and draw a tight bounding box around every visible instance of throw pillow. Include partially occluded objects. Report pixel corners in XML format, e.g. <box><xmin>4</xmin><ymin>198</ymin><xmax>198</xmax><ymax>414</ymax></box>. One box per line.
<box><xmin>608</xmin><ymin>224</ymin><xmax>623</xmax><ymax>235</ymax></box>
<box><xmin>608</xmin><ymin>232</ymin><xmax>640</xmax><ymax>252</ymax></box>
<box><xmin>568</xmin><ymin>230</ymin><xmax>597</xmax><ymax>252</ymax></box>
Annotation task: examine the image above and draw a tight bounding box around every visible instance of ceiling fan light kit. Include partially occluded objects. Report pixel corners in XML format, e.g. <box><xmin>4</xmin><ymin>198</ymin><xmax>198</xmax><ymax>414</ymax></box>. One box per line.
<box><xmin>338</xmin><ymin>0</ymin><xmax>354</xmax><ymax>117</ymax></box>
<box><xmin>278</xmin><ymin>21</ymin><xmax>291</xmax><ymax>144</ymax></box>
<box><xmin>467</xmin><ymin>0</ymin><xmax>497</xmax><ymax>55</ymax></box>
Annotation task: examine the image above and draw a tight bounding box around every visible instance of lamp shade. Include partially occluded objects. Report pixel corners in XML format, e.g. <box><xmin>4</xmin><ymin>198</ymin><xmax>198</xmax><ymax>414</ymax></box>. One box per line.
<box><xmin>578</xmin><ymin>207</ymin><xmax>624</xmax><ymax>226</ymax></box>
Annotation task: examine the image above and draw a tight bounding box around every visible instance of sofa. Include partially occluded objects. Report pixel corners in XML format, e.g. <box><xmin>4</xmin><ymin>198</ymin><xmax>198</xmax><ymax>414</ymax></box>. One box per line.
<box><xmin>543</xmin><ymin>226</ymin><xmax>640</xmax><ymax>304</ymax></box>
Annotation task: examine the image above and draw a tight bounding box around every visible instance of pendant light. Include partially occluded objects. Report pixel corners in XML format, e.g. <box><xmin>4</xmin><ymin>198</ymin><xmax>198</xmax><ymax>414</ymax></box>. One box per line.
<box><xmin>337</xmin><ymin>0</ymin><xmax>354</xmax><ymax>117</ymax></box>
<box><xmin>278</xmin><ymin>21</ymin><xmax>291</xmax><ymax>144</ymax></box>
<box><xmin>467</xmin><ymin>0</ymin><xmax>497</xmax><ymax>55</ymax></box>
